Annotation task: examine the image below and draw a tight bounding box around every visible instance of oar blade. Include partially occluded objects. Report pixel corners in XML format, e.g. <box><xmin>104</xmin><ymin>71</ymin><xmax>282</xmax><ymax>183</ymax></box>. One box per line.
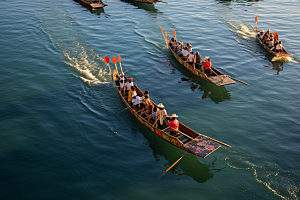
<box><xmin>104</xmin><ymin>56</ymin><xmax>110</xmax><ymax>64</ymax></box>
<box><xmin>112</xmin><ymin>56</ymin><xmax>117</xmax><ymax>64</ymax></box>
<box><xmin>255</xmin><ymin>16</ymin><xmax>258</xmax><ymax>22</ymax></box>
<box><xmin>173</xmin><ymin>30</ymin><xmax>176</xmax><ymax>37</ymax></box>
<box><xmin>118</xmin><ymin>54</ymin><xmax>121</xmax><ymax>63</ymax></box>
<box><xmin>165</xmin><ymin>31</ymin><xmax>168</xmax><ymax>38</ymax></box>
<box><xmin>160</xmin><ymin>26</ymin><xmax>162</xmax><ymax>32</ymax></box>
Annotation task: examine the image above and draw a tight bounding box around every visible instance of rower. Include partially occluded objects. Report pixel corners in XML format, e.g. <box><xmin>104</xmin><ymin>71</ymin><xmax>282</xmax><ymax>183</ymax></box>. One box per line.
<box><xmin>187</xmin><ymin>43</ymin><xmax>192</xmax><ymax>52</ymax></box>
<box><xmin>156</xmin><ymin>103</ymin><xmax>168</xmax><ymax>129</ymax></box>
<box><xmin>182</xmin><ymin>47</ymin><xmax>189</xmax><ymax>61</ymax></box>
<box><xmin>259</xmin><ymin>30</ymin><xmax>264</xmax><ymax>40</ymax></box>
<box><xmin>202</xmin><ymin>56</ymin><xmax>212</xmax><ymax>75</ymax></box>
<box><xmin>167</xmin><ymin>114</ymin><xmax>179</xmax><ymax>136</ymax></box>
<box><xmin>128</xmin><ymin>86</ymin><xmax>136</xmax><ymax>106</ymax></box>
<box><xmin>125</xmin><ymin>78</ymin><xmax>133</xmax><ymax>92</ymax></box>
<box><xmin>275</xmin><ymin>41</ymin><xmax>283</xmax><ymax>52</ymax></box>
<box><xmin>195</xmin><ymin>52</ymin><xmax>202</xmax><ymax>70</ymax></box>
<box><xmin>188</xmin><ymin>52</ymin><xmax>195</xmax><ymax>67</ymax></box>
<box><xmin>132</xmin><ymin>94</ymin><xmax>141</xmax><ymax>111</ymax></box>
<box><xmin>268</xmin><ymin>38</ymin><xmax>275</xmax><ymax>50</ymax></box>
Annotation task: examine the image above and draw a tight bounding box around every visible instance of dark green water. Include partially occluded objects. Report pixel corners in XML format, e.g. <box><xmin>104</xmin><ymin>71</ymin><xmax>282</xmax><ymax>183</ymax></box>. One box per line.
<box><xmin>0</xmin><ymin>0</ymin><xmax>299</xmax><ymax>199</ymax></box>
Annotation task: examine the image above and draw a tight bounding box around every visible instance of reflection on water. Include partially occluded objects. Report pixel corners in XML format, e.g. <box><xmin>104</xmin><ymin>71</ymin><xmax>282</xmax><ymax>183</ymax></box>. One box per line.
<box><xmin>181</xmin><ymin>76</ymin><xmax>231</xmax><ymax>104</ymax></box>
<box><xmin>136</xmin><ymin>123</ymin><xmax>223</xmax><ymax>183</ymax></box>
<box><xmin>121</xmin><ymin>0</ymin><xmax>161</xmax><ymax>13</ymax></box>
<box><xmin>264</xmin><ymin>53</ymin><xmax>291</xmax><ymax>75</ymax></box>
<box><xmin>216</xmin><ymin>0</ymin><xmax>261</xmax><ymax>6</ymax></box>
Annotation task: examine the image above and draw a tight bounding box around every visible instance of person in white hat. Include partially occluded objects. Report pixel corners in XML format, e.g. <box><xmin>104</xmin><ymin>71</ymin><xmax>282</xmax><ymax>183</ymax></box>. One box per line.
<box><xmin>202</xmin><ymin>56</ymin><xmax>212</xmax><ymax>74</ymax></box>
<box><xmin>156</xmin><ymin>103</ymin><xmax>168</xmax><ymax>129</ymax></box>
<box><xmin>167</xmin><ymin>114</ymin><xmax>179</xmax><ymax>136</ymax></box>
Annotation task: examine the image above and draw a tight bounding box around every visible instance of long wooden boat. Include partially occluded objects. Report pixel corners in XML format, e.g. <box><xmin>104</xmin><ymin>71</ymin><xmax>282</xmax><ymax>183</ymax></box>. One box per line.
<box><xmin>255</xmin><ymin>30</ymin><xmax>292</xmax><ymax>58</ymax></box>
<box><xmin>160</xmin><ymin>29</ymin><xmax>240</xmax><ymax>87</ymax></box>
<box><xmin>76</xmin><ymin>0</ymin><xmax>106</xmax><ymax>8</ymax></box>
<box><xmin>111</xmin><ymin>68</ymin><xmax>231</xmax><ymax>158</ymax></box>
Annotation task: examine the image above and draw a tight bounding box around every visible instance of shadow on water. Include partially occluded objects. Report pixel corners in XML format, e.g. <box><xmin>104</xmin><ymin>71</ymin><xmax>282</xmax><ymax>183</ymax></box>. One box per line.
<box><xmin>134</xmin><ymin>122</ymin><xmax>223</xmax><ymax>183</ymax></box>
<box><xmin>167</xmin><ymin>58</ymin><xmax>231</xmax><ymax>104</ymax></box>
<box><xmin>121</xmin><ymin>0</ymin><xmax>162</xmax><ymax>13</ymax></box>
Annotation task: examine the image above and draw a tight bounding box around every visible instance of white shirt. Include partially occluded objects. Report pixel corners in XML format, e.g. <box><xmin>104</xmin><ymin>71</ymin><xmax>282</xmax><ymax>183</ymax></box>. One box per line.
<box><xmin>182</xmin><ymin>49</ymin><xmax>189</xmax><ymax>57</ymax></box>
<box><xmin>188</xmin><ymin>47</ymin><xmax>192</xmax><ymax>52</ymax></box>
<box><xmin>132</xmin><ymin>96</ymin><xmax>140</xmax><ymax>105</ymax></box>
<box><xmin>125</xmin><ymin>82</ymin><xmax>133</xmax><ymax>90</ymax></box>
<box><xmin>120</xmin><ymin>82</ymin><xmax>124</xmax><ymax>88</ymax></box>
<box><xmin>276</xmin><ymin>43</ymin><xmax>282</xmax><ymax>50</ymax></box>
<box><xmin>268</xmin><ymin>40</ymin><xmax>274</xmax><ymax>48</ymax></box>
<box><xmin>189</xmin><ymin>54</ymin><xmax>194</xmax><ymax>62</ymax></box>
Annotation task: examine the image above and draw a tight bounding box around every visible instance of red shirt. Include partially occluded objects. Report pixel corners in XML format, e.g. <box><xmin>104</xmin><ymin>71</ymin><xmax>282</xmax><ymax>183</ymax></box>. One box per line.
<box><xmin>203</xmin><ymin>61</ymin><xmax>211</xmax><ymax>69</ymax></box>
<box><xmin>167</xmin><ymin>119</ymin><xmax>179</xmax><ymax>132</ymax></box>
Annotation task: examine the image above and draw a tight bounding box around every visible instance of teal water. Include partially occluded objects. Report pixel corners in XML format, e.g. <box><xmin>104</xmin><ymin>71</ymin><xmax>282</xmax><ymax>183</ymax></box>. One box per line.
<box><xmin>0</xmin><ymin>0</ymin><xmax>299</xmax><ymax>199</ymax></box>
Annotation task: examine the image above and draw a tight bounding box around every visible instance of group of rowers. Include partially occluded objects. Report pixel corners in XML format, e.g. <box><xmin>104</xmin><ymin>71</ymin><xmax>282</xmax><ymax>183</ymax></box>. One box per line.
<box><xmin>115</xmin><ymin>73</ymin><xmax>180</xmax><ymax>137</ymax></box>
<box><xmin>168</xmin><ymin>38</ymin><xmax>214</xmax><ymax>75</ymax></box>
<box><xmin>258</xmin><ymin>29</ymin><xmax>284</xmax><ymax>52</ymax></box>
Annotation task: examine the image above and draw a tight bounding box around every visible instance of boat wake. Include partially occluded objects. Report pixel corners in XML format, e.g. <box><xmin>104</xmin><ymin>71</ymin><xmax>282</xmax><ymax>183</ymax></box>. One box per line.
<box><xmin>223</xmin><ymin>154</ymin><xmax>299</xmax><ymax>199</ymax></box>
<box><xmin>38</xmin><ymin>5</ymin><xmax>111</xmax><ymax>85</ymax></box>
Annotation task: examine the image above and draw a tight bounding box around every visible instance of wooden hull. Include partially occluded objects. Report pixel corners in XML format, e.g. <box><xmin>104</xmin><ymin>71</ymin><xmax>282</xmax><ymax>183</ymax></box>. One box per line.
<box><xmin>112</xmin><ymin>69</ymin><xmax>230</xmax><ymax>158</ymax></box>
<box><xmin>76</xmin><ymin>0</ymin><xmax>105</xmax><ymax>8</ymax></box>
<box><xmin>255</xmin><ymin>31</ymin><xmax>292</xmax><ymax>58</ymax></box>
<box><xmin>167</xmin><ymin>45</ymin><xmax>236</xmax><ymax>86</ymax></box>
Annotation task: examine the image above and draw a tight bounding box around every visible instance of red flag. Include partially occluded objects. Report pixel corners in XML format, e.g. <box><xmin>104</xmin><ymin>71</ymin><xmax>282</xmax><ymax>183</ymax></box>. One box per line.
<box><xmin>112</xmin><ymin>56</ymin><xmax>117</xmax><ymax>64</ymax></box>
<box><xmin>255</xmin><ymin>16</ymin><xmax>258</xmax><ymax>22</ymax></box>
<box><xmin>104</xmin><ymin>56</ymin><xmax>109</xmax><ymax>64</ymax></box>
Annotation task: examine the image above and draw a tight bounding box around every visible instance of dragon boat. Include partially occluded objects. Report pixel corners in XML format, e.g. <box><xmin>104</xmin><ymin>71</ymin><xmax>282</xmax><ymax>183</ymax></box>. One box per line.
<box><xmin>104</xmin><ymin>56</ymin><xmax>231</xmax><ymax>159</ymax></box>
<box><xmin>160</xmin><ymin>27</ymin><xmax>249</xmax><ymax>86</ymax></box>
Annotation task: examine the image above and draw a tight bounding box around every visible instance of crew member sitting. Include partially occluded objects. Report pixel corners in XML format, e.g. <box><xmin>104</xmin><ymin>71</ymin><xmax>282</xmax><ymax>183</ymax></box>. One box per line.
<box><xmin>259</xmin><ymin>30</ymin><xmax>264</xmax><ymax>40</ymax></box>
<box><xmin>202</xmin><ymin>56</ymin><xmax>212</xmax><ymax>74</ymax></box>
<box><xmin>268</xmin><ymin>38</ymin><xmax>275</xmax><ymax>50</ymax></box>
<box><xmin>275</xmin><ymin>41</ymin><xmax>283</xmax><ymax>52</ymax></box>
<box><xmin>182</xmin><ymin>47</ymin><xmax>189</xmax><ymax>61</ymax></box>
<box><xmin>132</xmin><ymin>93</ymin><xmax>141</xmax><ymax>111</ymax></box>
<box><xmin>195</xmin><ymin>52</ymin><xmax>203</xmax><ymax>70</ymax></box>
<box><xmin>128</xmin><ymin>86</ymin><xmax>136</xmax><ymax>106</ymax></box>
<box><xmin>156</xmin><ymin>103</ymin><xmax>168</xmax><ymax>129</ymax></box>
<box><xmin>125</xmin><ymin>78</ymin><xmax>133</xmax><ymax>92</ymax></box>
<box><xmin>187</xmin><ymin>43</ymin><xmax>192</xmax><ymax>52</ymax></box>
<box><xmin>167</xmin><ymin>114</ymin><xmax>179</xmax><ymax>136</ymax></box>
<box><xmin>188</xmin><ymin>52</ymin><xmax>195</xmax><ymax>67</ymax></box>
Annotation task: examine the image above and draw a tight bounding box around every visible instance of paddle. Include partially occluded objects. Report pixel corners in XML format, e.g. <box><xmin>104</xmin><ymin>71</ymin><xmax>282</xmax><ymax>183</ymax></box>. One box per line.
<box><xmin>159</xmin><ymin>26</ymin><xmax>167</xmax><ymax>44</ymax></box>
<box><xmin>173</xmin><ymin>30</ymin><xmax>176</xmax><ymax>41</ymax></box>
<box><xmin>254</xmin><ymin>16</ymin><xmax>258</xmax><ymax>31</ymax></box>
<box><xmin>165</xmin><ymin>31</ymin><xmax>168</xmax><ymax>39</ymax></box>
<box><xmin>118</xmin><ymin>54</ymin><xmax>124</xmax><ymax>74</ymax></box>
<box><xmin>112</xmin><ymin>55</ymin><xmax>118</xmax><ymax>72</ymax></box>
<box><xmin>159</xmin><ymin>152</ymin><xmax>188</xmax><ymax>178</ymax></box>
<box><xmin>226</xmin><ymin>75</ymin><xmax>250</xmax><ymax>86</ymax></box>
<box><xmin>104</xmin><ymin>56</ymin><xmax>112</xmax><ymax>76</ymax></box>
